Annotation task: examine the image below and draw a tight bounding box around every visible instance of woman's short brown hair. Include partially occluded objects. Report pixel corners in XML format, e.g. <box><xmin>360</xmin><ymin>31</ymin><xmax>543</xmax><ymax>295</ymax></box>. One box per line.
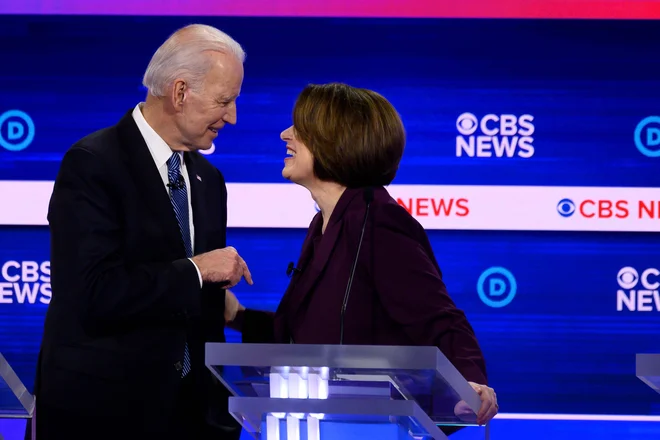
<box><xmin>292</xmin><ymin>83</ymin><xmax>405</xmax><ymax>188</ymax></box>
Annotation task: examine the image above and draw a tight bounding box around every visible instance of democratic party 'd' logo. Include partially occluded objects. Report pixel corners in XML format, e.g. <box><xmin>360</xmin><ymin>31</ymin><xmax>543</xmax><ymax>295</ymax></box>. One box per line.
<box><xmin>0</xmin><ymin>110</ymin><xmax>35</xmax><ymax>152</ymax></box>
<box><xmin>477</xmin><ymin>267</ymin><xmax>517</xmax><ymax>308</ymax></box>
<box><xmin>634</xmin><ymin>116</ymin><xmax>660</xmax><ymax>157</ymax></box>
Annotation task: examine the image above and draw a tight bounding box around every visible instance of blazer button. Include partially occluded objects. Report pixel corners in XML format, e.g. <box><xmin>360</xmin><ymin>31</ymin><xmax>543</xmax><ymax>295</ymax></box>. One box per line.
<box><xmin>174</xmin><ymin>361</ymin><xmax>183</xmax><ymax>371</ymax></box>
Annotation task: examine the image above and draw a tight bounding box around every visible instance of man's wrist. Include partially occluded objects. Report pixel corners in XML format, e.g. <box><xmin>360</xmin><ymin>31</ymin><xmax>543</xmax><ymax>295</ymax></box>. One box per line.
<box><xmin>188</xmin><ymin>258</ymin><xmax>203</xmax><ymax>288</ymax></box>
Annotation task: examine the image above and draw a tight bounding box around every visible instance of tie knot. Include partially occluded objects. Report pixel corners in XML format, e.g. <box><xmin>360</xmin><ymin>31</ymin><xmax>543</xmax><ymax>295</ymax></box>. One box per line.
<box><xmin>167</xmin><ymin>152</ymin><xmax>182</xmax><ymax>175</ymax></box>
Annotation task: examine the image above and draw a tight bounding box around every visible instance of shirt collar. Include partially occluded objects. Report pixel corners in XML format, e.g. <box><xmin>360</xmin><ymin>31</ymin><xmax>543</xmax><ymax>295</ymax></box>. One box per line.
<box><xmin>132</xmin><ymin>103</ymin><xmax>180</xmax><ymax>170</ymax></box>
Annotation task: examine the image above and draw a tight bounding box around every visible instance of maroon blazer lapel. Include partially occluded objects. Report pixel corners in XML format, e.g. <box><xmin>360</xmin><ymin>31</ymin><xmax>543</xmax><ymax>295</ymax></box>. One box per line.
<box><xmin>282</xmin><ymin>189</ymin><xmax>363</xmax><ymax>323</ymax></box>
<box><xmin>273</xmin><ymin>213</ymin><xmax>321</xmax><ymax>341</ymax></box>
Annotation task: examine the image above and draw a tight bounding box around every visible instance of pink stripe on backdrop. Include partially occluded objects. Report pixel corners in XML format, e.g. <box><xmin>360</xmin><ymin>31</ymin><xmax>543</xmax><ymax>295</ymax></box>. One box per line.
<box><xmin>1</xmin><ymin>0</ymin><xmax>660</xmax><ymax>19</ymax></box>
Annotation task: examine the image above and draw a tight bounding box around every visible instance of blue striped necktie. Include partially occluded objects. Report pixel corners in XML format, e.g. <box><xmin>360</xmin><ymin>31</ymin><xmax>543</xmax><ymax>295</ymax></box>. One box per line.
<box><xmin>167</xmin><ymin>152</ymin><xmax>192</xmax><ymax>378</ymax></box>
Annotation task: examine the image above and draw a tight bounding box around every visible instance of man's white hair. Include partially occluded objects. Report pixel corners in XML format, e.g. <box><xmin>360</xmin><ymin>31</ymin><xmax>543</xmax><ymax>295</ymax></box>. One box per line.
<box><xmin>142</xmin><ymin>24</ymin><xmax>246</xmax><ymax>97</ymax></box>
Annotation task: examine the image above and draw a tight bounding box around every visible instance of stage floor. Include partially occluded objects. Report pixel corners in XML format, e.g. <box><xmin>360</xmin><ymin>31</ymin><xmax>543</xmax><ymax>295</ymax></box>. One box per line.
<box><xmin>2</xmin><ymin>414</ymin><xmax>660</xmax><ymax>440</ymax></box>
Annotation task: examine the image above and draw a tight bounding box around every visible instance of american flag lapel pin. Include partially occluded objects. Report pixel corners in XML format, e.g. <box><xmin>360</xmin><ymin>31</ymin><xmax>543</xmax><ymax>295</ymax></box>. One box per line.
<box><xmin>196</xmin><ymin>174</ymin><xmax>202</xmax><ymax>182</ymax></box>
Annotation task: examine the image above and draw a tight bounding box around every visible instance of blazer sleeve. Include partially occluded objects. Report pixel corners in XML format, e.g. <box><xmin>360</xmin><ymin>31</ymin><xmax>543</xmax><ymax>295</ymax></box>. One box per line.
<box><xmin>229</xmin><ymin>309</ymin><xmax>276</xmax><ymax>343</ymax></box>
<box><xmin>203</xmin><ymin>168</ymin><xmax>230</xmax><ymax>327</ymax></box>
<box><xmin>48</xmin><ymin>147</ymin><xmax>201</xmax><ymax>331</ymax></box>
<box><xmin>372</xmin><ymin>204</ymin><xmax>488</xmax><ymax>385</ymax></box>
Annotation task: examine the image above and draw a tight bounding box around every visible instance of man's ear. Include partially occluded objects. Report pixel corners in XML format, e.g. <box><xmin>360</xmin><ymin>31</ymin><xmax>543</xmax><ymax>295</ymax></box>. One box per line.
<box><xmin>171</xmin><ymin>79</ymin><xmax>187</xmax><ymax>109</ymax></box>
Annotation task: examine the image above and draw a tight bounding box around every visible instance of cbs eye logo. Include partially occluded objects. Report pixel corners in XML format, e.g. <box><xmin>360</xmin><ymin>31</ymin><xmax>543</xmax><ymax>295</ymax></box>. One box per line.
<box><xmin>557</xmin><ymin>198</ymin><xmax>576</xmax><ymax>217</ymax></box>
<box><xmin>617</xmin><ymin>266</ymin><xmax>659</xmax><ymax>291</ymax></box>
<box><xmin>456</xmin><ymin>112</ymin><xmax>478</xmax><ymax>136</ymax></box>
<box><xmin>0</xmin><ymin>110</ymin><xmax>35</xmax><ymax>152</ymax></box>
<box><xmin>617</xmin><ymin>267</ymin><xmax>639</xmax><ymax>289</ymax></box>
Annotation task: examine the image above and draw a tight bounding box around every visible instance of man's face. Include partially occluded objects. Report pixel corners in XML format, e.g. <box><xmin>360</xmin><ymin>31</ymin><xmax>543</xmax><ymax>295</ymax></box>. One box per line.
<box><xmin>174</xmin><ymin>52</ymin><xmax>244</xmax><ymax>152</ymax></box>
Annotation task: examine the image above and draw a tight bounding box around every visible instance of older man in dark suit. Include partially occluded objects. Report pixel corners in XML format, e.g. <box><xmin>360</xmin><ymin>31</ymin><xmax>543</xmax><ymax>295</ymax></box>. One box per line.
<box><xmin>32</xmin><ymin>24</ymin><xmax>252</xmax><ymax>440</ymax></box>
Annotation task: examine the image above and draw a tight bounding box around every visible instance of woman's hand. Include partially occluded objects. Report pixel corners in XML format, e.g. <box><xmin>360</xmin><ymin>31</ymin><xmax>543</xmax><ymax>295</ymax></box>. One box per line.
<box><xmin>468</xmin><ymin>382</ymin><xmax>498</xmax><ymax>425</ymax></box>
<box><xmin>224</xmin><ymin>289</ymin><xmax>245</xmax><ymax>323</ymax></box>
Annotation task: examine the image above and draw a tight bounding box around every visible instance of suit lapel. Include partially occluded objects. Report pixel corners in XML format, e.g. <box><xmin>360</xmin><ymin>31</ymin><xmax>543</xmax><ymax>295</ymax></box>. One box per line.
<box><xmin>184</xmin><ymin>152</ymin><xmax>208</xmax><ymax>255</ymax></box>
<box><xmin>115</xmin><ymin>110</ymin><xmax>186</xmax><ymax>257</ymax></box>
<box><xmin>286</xmin><ymin>189</ymin><xmax>362</xmax><ymax>320</ymax></box>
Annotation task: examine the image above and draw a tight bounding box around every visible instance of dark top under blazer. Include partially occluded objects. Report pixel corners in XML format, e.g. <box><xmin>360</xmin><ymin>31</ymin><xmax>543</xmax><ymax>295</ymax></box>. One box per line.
<box><xmin>33</xmin><ymin>110</ymin><xmax>239</xmax><ymax>437</ymax></box>
<box><xmin>233</xmin><ymin>186</ymin><xmax>487</xmax><ymax>386</ymax></box>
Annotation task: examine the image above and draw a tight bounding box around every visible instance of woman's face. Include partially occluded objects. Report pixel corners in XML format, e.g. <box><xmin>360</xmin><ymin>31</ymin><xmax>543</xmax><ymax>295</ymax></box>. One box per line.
<box><xmin>280</xmin><ymin>125</ymin><xmax>315</xmax><ymax>186</ymax></box>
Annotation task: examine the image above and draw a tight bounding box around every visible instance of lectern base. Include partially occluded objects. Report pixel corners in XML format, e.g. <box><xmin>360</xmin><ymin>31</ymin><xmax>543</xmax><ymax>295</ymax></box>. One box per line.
<box><xmin>260</xmin><ymin>418</ymin><xmax>413</xmax><ymax>440</ymax></box>
<box><xmin>231</xmin><ymin>397</ymin><xmax>453</xmax><ymax>440</ymax></box>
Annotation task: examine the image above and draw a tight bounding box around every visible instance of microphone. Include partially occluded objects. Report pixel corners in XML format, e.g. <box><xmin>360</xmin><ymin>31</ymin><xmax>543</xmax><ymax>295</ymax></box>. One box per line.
<box><xmin>167</xmin><ymin>175</ymin><xmax>185</xmax><ymax>190</ymax></box>
<box><xmin>362</xmin><ymin>186</ymin><xmax>374</xmax><ymax>204</ymax></box>
<box><xmin>286</xmin><ymin>261</ymin><xmax>301</xmax><ymax>277</ymax></box>
<box><xmin>339</xmin><ymin>187</ymin><xmax>374</xmax><ymax>344</ymax></box>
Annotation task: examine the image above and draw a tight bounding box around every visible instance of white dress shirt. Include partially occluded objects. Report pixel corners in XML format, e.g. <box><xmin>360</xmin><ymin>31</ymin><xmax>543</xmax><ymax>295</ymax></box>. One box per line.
<box><xmin>132</xmin><ymin>103</ymin><xmax>203</xmax><ymax>287</ymax></box>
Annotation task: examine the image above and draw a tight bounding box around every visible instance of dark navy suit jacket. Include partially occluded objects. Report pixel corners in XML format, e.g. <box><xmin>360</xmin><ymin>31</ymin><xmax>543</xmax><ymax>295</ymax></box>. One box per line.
<box><xmin>32</xmin><ymin>110</ymin><xmax>239</xmax><ymax>438</ymax></box>
<box><xmin>233</xmin><ymin>186</ymin><xmax>487</xmax><ymax>386</ymax></box>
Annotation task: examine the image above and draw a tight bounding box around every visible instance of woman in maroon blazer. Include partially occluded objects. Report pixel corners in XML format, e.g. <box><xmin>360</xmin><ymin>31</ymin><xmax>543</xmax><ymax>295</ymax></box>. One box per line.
<box><xmin>226</xmin><ymin>83</ymin><xmax>498</xmax><ymax>425</ymax></box>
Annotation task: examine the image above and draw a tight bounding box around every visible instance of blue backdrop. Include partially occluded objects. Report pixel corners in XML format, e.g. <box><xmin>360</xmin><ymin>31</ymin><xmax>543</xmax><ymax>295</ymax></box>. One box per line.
<box><xmin>1</xmin><ymin>15</ymin><xmax>659</xmax><ymax>418</ymax></box>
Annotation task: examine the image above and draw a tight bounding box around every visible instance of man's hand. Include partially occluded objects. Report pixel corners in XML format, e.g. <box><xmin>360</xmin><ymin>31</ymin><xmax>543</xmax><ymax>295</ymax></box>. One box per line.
<box><xmin>224</xmin><ymin>289</ymin><xmax>245</xmax><ymax>322</ymax></box>
<box><xmin>468</xmin><ymin>382</ymin><xmax>498</xmax><ymax>425</ymax></box>
<box><xmin>191</xmin><ymin>246</ymin><xmax>253</xmax><ymax>288</ymax></box>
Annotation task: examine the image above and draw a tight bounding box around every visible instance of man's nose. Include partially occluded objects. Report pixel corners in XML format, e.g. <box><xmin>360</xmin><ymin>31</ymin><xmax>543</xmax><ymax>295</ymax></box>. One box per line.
<box><xmin>223</xmin><ymin>103</ymin><xmax>237</xmax><ymax>125</ymax></box>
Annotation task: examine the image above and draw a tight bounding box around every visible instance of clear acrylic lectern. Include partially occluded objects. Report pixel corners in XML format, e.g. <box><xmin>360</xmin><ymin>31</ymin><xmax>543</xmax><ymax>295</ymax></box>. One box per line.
<box><xmin>0</xmin><ymin>352</ymin><xmax>34</xmax><ymax>418</ymax></box>
<box><xmin>1</xmin><ymin>352</ymin><xmax>35</xmax><ymax>440</ymax></box>
<box><xmin>636</xmin><ymin>353</ymin><xmax>660</xmax><ymax>395</ymax></box>
<box><xmin>206</xmin><ymin>343</ymin><xmax>488</xmax><ymax>440</ymax></box>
